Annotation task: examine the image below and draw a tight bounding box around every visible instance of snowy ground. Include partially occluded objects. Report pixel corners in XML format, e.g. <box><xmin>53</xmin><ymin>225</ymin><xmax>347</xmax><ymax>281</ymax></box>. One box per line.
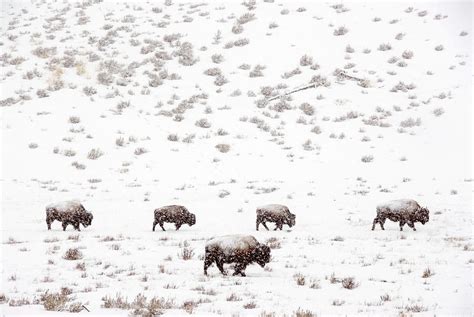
<box><xmin>1</xmin><ymin>0</ymin><xmax>472</xmax><ymax>316</ymax></box>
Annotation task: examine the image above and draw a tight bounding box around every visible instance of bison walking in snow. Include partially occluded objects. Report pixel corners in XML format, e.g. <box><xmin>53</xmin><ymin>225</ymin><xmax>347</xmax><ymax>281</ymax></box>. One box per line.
<box><xmin>46</xmin><ymin>200</ymin><xmax>93</xmax><ymax>231</ymax></box>
<box><xmin>152</xmin><ymin>205</ymin><xmax>196</xmax><ymax>231</ymax></box>
<box><xmin>204</xmin><ymin>235</ymin><xmax>271</xmax><ymax>276</ymax></box>
<box><xmin>372</xmin><ymin>199</ymin><xmax>430</xmax><ymax>231</ymax></box>
<box><xmin>256</xmin><ymin>204</ymin><xmax>296</xmax><ymax>231</ymax></box>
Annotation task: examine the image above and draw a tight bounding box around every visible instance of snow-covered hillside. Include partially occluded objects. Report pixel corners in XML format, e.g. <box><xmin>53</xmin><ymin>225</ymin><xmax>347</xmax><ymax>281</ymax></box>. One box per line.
<box><xmin>1</xmin><ymin>0</ymin><xmax>472</xmax><ymax>315</ymax></box>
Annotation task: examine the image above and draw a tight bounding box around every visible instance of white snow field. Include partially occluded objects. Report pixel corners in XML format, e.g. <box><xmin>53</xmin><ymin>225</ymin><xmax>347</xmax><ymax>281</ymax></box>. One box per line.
<box><xmin>1</xmin><ymin>0</ymin><xmax>472</xmax><ymax>316</ymax></box>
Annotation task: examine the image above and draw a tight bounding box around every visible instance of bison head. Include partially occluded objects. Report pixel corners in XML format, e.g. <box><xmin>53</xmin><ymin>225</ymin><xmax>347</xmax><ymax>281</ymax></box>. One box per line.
<box><xmin>186</xmin><ymin>213</ymin><xmax>196</xmax><ymax>226</ymax></box>
<box><xmin>285</xmin><ymin>213</ymin><xmax>296</xmax><ymax>227</ymax></box>
<box><xmin>82</xmin><ymin>212</ymin><xmax>93</xmax><ymax>227</ymax></box>
<box><xmin>253</xmin><ymin>244</ymin><xmax>271</xmax><ymax>267</ymax></box>
<box><xmin>417</xmin><ymin>207</ymin><xmax>429</xmax><ymax>225</ymax></box>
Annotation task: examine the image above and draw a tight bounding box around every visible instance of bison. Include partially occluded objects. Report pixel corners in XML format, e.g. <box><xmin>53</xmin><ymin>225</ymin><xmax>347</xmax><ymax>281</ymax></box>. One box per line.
<box><xmin>152</xmin><ymin>205</ymin><xmax>196</xmax><ymax>231</ymax></box>
<box><xmin>256</xmin><ymin>204</ymin><xmax>296</xmax><ymax>231</ymax></box>
<box><xmin>46</xmin><ymin>200</ymin><xmax>93</xmax><ymax>231</ymax></box>
<box><xmin>204</xmin><ymin>235</ymin><xmax>271</xmax><ymax>276</ymax></box>
<box><xmin>372</xmin><ymin>199</ymin><xmax>430</xmax><ymax>231</ymax></box>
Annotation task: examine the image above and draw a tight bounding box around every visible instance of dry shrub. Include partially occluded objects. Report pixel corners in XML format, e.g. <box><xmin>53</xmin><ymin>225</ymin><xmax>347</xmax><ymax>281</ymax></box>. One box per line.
<box><xmin>341</xmin><ymin>277</ymin><xmax>359</xmax><ymax>289</ymax></box>
<box><xmin>243</xmin><ymin>301</ymin><xmax>257</xmax><ymax>309</ymax></box>
<box><xmin>41</xmin><ymin>292</ymin><xmax>68</xmax><ymax>311</ymax></box>
<box><xmin>87</xmin><ymin>148</ymin><xmax>104</xmax><ymax>160</ymax></box>
<box><xmin>293</xmin><ymin>308</ymin><xmax>316</xmax><ymax>317</ymax></box>
<box><xmin>179</xmin><ymin>246</ymin><xmax>194</xmax><ymax>260</ymax></box>
<box><xmin>293</xmin><ymin>273</ymin><xmax>306</xmax><ymax>286</ymax></box>
<box><xmin>215</xmin><ymin>144</ymin><xmax>230</xmax><ymax>153</ymax></box>
<box><xmin>63</xmin><ymin>248</ymin><xmax>83</xmax><ymax>260</ymax></box>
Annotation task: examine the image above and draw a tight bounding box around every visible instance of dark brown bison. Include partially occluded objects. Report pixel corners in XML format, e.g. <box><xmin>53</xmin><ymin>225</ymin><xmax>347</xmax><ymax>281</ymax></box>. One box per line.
<box><xmin>46</xmin><ymin>200</ymin><xmax>93</xmax><ymax>231</ymax></box>
<box><xmin>256</xmin><ymin>204</ymin><xmax>295</xmax><ymax>231</ymax></box>
<box><xmin>204</xmin><ymin>235</ymin><xmax>271</xmax><ymax>276</ymax></box>
<box><xmin>372</xmin><ymin>199</ymin><xmax>430</xmax><ymax>231</ymax></box>
<box><xmin>152</xmin><ymin>205</ymin><xmax>196</xmax><ymax>231</ymax></box>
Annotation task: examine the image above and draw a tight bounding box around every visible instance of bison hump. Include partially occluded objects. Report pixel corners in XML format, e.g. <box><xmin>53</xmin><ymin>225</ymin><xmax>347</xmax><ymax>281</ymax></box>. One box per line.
<box><xmin>207</xmin><ymin>235</ymin><xmax>258</xmax><ymax>255</ymax></box>
<box><xmin>157</xmin><ymin>205</ymin><xmax>186</xmax><ymax>215</ymax></box>
<box><xmin>378</xmin><ymin>199</ymin><xmax>419</xmax><ymax>211</ymax></box>
<box><xmin>46</xmin><ymin>200</ymin><xmax>83</xmax><ymax>212</ymax></box>
<box><xmin>257</xmin><ymin>204</ymin><xmax>288</xmax><ymax>213</ymax></box>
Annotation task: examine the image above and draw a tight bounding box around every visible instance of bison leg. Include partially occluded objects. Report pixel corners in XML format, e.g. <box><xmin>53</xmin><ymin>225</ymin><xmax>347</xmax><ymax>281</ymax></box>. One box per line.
<box><xmin>203</xmin><ymin>254</ymin><xmax>213</xmax><ymax>276</ymax></box>
<box><xmin>371</xmin><ymin>217</ymin><xmax>378</xmax><ymax>230</ymax></box>
<box><xmin>175</xmin><ymin>222</ymin><xmax>182</xmax><ymax>231</ymax></box>
<box><xmin>46</xmin><ymin>219</ymin><xmax>52</xmax><ymax>230</ymax></box>
<box><xmin>233</xmin><ymin>263</ymin><xmax>247</xmax><ymax>277</ymax></box>
<box><xmin>62</xmin><ymin>221</ymin><xmax>68</xmax><ymax>231</ymax></box>
<box><xmin>407</xmin><ymin>221</ymin><xmax>416</xmax><ymax>231</ymax></box>
<box><xmin>159</xmin><ymin>222</ymin><xmax>166</xmax><ymax>231</ymax></box>
<box><xmin>73</xmin><ymin>221</ymin><xmax>81</xmax><ymax>231</ymax></box>
<box><xmin>152</xmin><ymin>220</ymin><xmax>158</xmax><ymax>231</ymax></box>
<box><xmin>261</xmin><ymin>222</ymin><xmax>269</xmax><ymax>231</ymax></box>
<box><xmin>399</xmin><ymin>220</ymin><xmax>405</xmax><ymax>231</ymax></box>
<box><xmin>256</xmin><ymin>215</ymin><xmax>266</xmax><ymax>231</ymax></box>
<box><xmin>216</xmin><ymin>259</ymin><xmax>226</xmax><ymax>276</ymax></box>
<box><xmin>274</xmin><ymin>221</ymin><xmax>281</xmax><ymax>230</ymax></box>
<box><xmin>372</xmin><ymin>217</ymin><xmax>385</xmax><ymax>230</ymax></box>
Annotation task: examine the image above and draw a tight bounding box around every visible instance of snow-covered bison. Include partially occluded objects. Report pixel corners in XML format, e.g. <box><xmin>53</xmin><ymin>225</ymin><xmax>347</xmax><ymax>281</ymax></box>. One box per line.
<box><xmin>152</xmin><ymin>205</ymin><xmax>196</xmax><ymax>231</ymax></box>
<box><xmin>372</xmin><ymin>199</ymin><xmax>430</xmax><ymax>231</ymax></box>
<box><xmin>256</xmin><ymin>204</ymin><xmax>296</xmax><ymax>231</ymax></box>
<box><xmin>204</xmin><ymin>235</ymin><xmax>271</xmax><ymax>276</ymax></box>
<box><xmin>46</xmin><ymin>200</ymin><xmax>93</xmax><ymax>231</ymax></box>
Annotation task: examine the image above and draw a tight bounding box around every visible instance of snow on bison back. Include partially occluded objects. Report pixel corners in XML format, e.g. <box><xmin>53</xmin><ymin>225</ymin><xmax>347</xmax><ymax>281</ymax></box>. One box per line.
<box><xmin>204</xmin><ymin>235</ymin><xmax>271</xmax><ymax>277</ymax></box>
<box><xmin>372</xmin><ymin>199</ymin><xmax>430</xmax><ymax>231</ymax></box>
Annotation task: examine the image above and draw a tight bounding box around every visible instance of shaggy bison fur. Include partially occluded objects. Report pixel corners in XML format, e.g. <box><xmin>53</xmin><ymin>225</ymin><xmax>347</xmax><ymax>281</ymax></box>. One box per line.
<box><xmin>204</xmin><ymin>235</ymin><xmax>271</xmax><ymax>276</ymax></box>
<box><xmin>256</xmin><ymin>204</ymin><xmax>296</xmax><ymax>231</ymax></box>
<box><xmin>153</xmin><ymin>205</ymin><xmax>196</xmax><ymax>231</ymax></box>
<box><xmin>372</xmin><ymin>199</ymin><xmax>430</xmax><ymax>231</ymax></box>
<box><xmin>46</xmin><ymin>200</ymin><xmax>93</xmax><ymax>231</ymax></box>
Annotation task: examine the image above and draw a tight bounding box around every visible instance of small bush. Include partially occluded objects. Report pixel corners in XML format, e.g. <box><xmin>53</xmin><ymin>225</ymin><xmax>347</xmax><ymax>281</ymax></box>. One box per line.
<box><xmin>400</xmin><ymin>117</ymin><xmax>421</xmax><ymax>128</ymax></box>
<box><xmin>433</xmin><ymin>108</ymin><xmax>444</xmax><ymax>116</ymax></box>
<box><xmin>214</xmin><ymin>74</ymin><xmax>228</xmax><ymax>86</ymax></box>
<box><xmin>266</xmin><ymin>237</ymin><xmax>281</xmax><ymax>249</ymax></box>
<box><xmin>167</xmin><ymin>134</ymin><xmax>179</xmax><ymax>142</ymax></box>
<box><xmin>341</xmin><ymin>277</ymin><xmax>359</xmax><ymax>289</ymax></box>
<box><xmin>361</xmin><ymin>155</ymin><xmax>374</xmax><ymax>163</ymax></box>
<box><xmin>195</xmin><ymin>118</ymin><xmax>211</xmax><ymax>128</ymax></box>
<box><xmin>299</xmin><ymin>103</ymin><xmax>314</xmax><ymax>116</ymax></box>
<box><xmin>378</xmin><ymin>43</ymin><xmax>392</xmax><ymax>51</ymax></box>
<box><xmin>69</xmin><ymin>116</ymin><xmax>80</xmax><ymax>124</ymax></box>
<box><xmin>215</xmin><ymin>143</ymin><xmax>230</xmax><ymax>153</ymax></box>
<box><xmin>63</xmin><ymin>248</ymin><xmax>83</xmax><ymax>260</ymax></box>
<box><xmin>422</xmin><ymin>267</ymin><xmax>434</xmax><ymax>278</ymax></box>
<box><xmin>179</xmin><ymin>246</ymin><xmax>194</xmax><ymax>260</ymax></box>
<box><xmin>226</xmin><ymin>293</ymin><xmax>242</xmax><ymax>302</ymax></box>
<box><xmin>87</xmin><ymin>148</ymin><xmax>104</xmax><ymax>160</ymax></box>
<box><xmin>134</xmin><ymin>147</ymin><xmax>148</xmax><ymax>155</ymax></box>
<box><xmin>333</xmin><ymin>26</ymin><xmax>348</xmax><ymax>36</ymax></box>
<box><xmin>300</xmin><ymin>54</ymin><xmax>313</xmax><ymax>66</ymax></box>
<box><xmin>83</xmin><ymin>86</ymin><xmax>97</xmax><ymax>96</ymax></box>
<box><xmin>402</xmin><ymin>50</ymin><xmax>414</xmax><ymax>59</ymax></box>
<box><xmin>211</xmin><ymin>54</ymin><xmax>224</xmax><ymax>64</ymax></box>
<box><xmin>294</xmin><ymin>273</ymin><xmax>306</xmax><ymax>286</ymax></box>
<box><xmin>243</xmin><ymin>301</ymin><xmax>257</xmax><ymax>309</ymax></box>
<box><xmin>293</xmin><ymin>308</ymin><xmax>316</xmax><ymax>317</ymax></box>
<box><xmin>41</xmin><ymin>292</ymin><xmax>69</xmax><ymax>311</ymax></box>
